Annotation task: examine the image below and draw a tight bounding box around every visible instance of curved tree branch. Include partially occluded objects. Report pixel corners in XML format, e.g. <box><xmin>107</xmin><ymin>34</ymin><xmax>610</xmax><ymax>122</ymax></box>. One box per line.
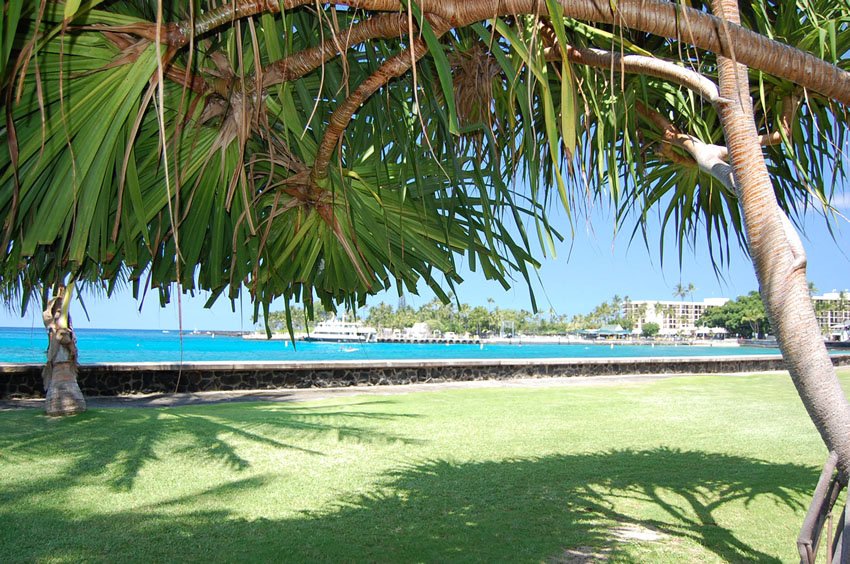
<box><xmin>557</xmin><ymin>46</ymin><xmax>734</xmax><ymax>183</ymax></box>
<box><xmin>310</xmin><ymin>17</ymin><xmax>448</xmax><ymax>183</ymax></box>
<box><xmin>124</xmin><ymin>15</ymin><xmax>413</xmax><ymax>124</ymax></box>
<box><xmin>262</xmin><ymin>13</ymin><xmax>410</xmax><ymax>88</ymax></box>
<box><xmin>635</xmin><ymin>101</ymin><xmax>734</xmax><ymax>190</ymax></box>
<box><xmin>557</xmin><ymin>46</ymin><xmax>721</xmax><ymax>104</ymax></box>
<box><xmin>552</xmin><ymin>46</ymin><xmax>798</xmax><ymax>181</ymax></box>
<box><xmin>147</xmin><ymin>0</ymin><xmax>850</xmax><ymax>107</ymax></box>
<box><xmin>156</xmin><ymin>14</ymin><xmax>412</xmax><ymax>128</ymax></box>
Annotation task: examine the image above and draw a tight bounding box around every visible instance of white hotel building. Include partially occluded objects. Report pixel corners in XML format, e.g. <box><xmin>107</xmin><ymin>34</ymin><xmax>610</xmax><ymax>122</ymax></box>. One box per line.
<box><xmin>623</xmin><ymin>298</ymin><xmax>730</xmax><ymax>336</ymax></box>
<box><xmin>812</xmin><ymin>291</ymin><xmax>850</xmax><ymax>339</ymax></box>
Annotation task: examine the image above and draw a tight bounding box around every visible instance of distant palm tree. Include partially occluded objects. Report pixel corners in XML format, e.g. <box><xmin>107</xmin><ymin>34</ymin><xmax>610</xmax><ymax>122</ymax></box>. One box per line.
<box><xmin>610</xmin><ymin>295</ymin><xmax>624</xmax><ymax>321</ymax></box>
<box><xmin>673</xmin><ymin>283</ymin><xmax>695</xmax><ymax>302</ymax></box>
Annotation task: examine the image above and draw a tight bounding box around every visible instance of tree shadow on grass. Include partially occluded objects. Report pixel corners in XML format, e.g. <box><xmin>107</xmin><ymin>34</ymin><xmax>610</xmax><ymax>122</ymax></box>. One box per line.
<box><xmin>0</xmin><ymin>400</ymin><xmax>421</xmax><ymax>493</ymax></box>
<box><xmin>0</xmin><ymin>447</ymin><xmax>816</xmax><ymax>562</ymax></box>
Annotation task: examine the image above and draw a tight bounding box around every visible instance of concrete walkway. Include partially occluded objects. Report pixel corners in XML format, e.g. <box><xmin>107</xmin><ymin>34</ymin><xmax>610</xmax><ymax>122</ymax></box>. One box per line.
<box><xmin>0</xmin><ymin>371</ymin><xmax>758</xmax><ymax>411</ymax></box>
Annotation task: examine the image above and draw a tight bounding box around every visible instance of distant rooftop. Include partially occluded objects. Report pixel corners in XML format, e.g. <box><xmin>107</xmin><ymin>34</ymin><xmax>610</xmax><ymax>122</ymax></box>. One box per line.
<box><xmin>815</xmin><ymin>291</ymin><xmax>850</xmax><ymax>300</ymax></box>
<box><xmin>627</xmin><ymin>297</ymin><xmax>729</xmax><ymax>306</ymax></box>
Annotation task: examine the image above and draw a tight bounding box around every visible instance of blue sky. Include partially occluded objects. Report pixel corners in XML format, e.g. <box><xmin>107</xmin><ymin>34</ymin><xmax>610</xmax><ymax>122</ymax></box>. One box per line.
<box><xmin>2</xmin><ymin>197</ymin><xmax>849</xmax><ymax>331</ymax></box>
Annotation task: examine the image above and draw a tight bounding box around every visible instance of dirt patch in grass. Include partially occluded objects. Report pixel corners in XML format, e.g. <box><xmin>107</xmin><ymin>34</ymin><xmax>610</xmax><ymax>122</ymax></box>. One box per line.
<box><xmin>553</xmin><ymin>522</ymin><xmax>667</xmax><ymax>563</ymax></box>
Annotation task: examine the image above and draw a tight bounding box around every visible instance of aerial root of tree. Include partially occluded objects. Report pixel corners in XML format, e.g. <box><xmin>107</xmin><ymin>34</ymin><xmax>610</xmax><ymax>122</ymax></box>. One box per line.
<box><xmin>834</xmin><ymin>503</ymin><xmax>850</xmax><ymax>563</ymax></box>
<box><xmin>798</xmin><ymin>452</ymin><xmax>847</xmax><ymax>563</ymax></box>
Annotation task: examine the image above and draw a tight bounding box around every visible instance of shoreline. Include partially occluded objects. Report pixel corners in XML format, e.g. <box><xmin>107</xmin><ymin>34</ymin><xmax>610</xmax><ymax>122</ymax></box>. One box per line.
<box><xmin>243</xmin><ymin>331</ymin><xmax>744</xmax><ymax>347</ymax></box>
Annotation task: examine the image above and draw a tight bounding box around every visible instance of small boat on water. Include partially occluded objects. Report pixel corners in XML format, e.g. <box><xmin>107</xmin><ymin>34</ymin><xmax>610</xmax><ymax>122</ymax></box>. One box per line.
<box><xmin>302</xmin><ymin>317</ymin><xmax>376</xmax><ymax>343</ymax></box>
<box><xmin>826</xmin><ymin>322</ymin><xmax>850</xmax><ymax>349</ymax></box>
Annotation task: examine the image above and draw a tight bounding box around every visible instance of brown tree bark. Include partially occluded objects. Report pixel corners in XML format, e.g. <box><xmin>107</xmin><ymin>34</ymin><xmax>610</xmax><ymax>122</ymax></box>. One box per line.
<box><xmin>262</xmin><ymin>13</ymin><xmax>410</xmax><ymax>88</ymax></box>
<box><xmin>42</xmin><ymin>286</ymin><xmax>86</xmax><ymax>417</ymax></box>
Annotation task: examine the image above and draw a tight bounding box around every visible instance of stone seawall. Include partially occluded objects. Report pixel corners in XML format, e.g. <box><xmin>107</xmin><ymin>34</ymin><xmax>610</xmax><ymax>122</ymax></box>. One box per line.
<box><xmin>4</xmin><ymin>354</ymin><xmax>850</xmax><ymax>399</ymax></box>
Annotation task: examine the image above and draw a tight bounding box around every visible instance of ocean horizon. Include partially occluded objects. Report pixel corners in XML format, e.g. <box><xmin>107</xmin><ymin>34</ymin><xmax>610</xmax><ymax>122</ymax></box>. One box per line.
<box><xmin>0</xmin><ymin>326</ymin><xmax>787</xmax><ymax>364</ymax></box>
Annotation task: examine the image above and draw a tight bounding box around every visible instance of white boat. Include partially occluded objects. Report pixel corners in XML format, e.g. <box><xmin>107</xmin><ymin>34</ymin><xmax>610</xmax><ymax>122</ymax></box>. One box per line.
<box><xmin>825</xmin><ymin>322</ymin><xmax>850</xmax><ymax>349</ymax></box>
<box><xmin>302</xmin><ymin>317</ymin><xmax>376</xmax><ymax>343</ymax></box>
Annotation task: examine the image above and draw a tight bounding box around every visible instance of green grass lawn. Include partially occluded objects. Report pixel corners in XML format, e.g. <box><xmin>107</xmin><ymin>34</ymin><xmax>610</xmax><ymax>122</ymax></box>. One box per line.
<box><xmin>1</xmin><ymin>370</ymin><xmax>845</xmax><ymax>563</ymax></box>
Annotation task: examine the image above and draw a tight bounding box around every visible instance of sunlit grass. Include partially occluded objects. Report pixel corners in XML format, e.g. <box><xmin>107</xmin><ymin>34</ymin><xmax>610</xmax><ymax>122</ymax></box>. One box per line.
<box><xmin>1</xmin><ymin>370</ymin><xmax>845</xmax><ymax>562</ymax></box>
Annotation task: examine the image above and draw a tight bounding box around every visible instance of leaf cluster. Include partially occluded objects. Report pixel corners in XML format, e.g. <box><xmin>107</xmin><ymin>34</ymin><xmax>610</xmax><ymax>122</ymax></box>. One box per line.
<box><xmin>697</xmin><ymin>291</ymin><xmax>771</xmax><ymax>339</ymax></box>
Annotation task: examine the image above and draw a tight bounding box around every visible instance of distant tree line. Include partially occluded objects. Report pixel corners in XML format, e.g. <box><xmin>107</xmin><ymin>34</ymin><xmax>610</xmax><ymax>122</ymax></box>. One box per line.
<box><xmin>266</xmin><ymin>294</ymin><xmax>640</xmax><ymax>336</ymax></box>
<box><xmin>568</xmin><ymin>294</ymin><xmax>636</xmax><ymax>331</ymax></box>
<box><xmin>265</xmin><ymin>289</ymin><xmax>839</xmax><ymax>340</ymax></box>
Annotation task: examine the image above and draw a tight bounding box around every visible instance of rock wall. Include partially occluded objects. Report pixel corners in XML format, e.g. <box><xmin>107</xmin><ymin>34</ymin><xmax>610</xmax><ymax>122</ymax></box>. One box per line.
<box><xmin>4</xmin><ymin>355</ymin><xmax>850</xmax><ymax>399</ymax></box>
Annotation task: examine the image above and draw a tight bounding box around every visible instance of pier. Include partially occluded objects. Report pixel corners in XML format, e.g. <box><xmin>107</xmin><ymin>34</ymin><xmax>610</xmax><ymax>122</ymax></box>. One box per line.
<box><xmin>375</xmin><ymin>336</ymin><xmax>481</xmax><ymax>345</ymax></box>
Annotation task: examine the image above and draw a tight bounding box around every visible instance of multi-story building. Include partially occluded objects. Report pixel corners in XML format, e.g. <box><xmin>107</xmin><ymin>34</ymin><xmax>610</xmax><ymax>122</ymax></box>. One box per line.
<box><xmin>622</xmin><ymin>291</ymin><xmax>850</xmax><ymax>338</ymax></box>
<box><xmin>624</xmin><ymin>298</ymin><xmax>730</xmax><ymax>336</ymax></box>
<box><xmin>812</xmin><ymin>291</ymin><xmax>850</xmax><ymax>336</ymax></box>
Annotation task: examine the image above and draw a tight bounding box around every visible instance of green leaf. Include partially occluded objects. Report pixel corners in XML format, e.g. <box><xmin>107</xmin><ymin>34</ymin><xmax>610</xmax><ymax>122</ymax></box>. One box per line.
<box><xmin>64</xmin><ymin>0</ymin><xmax>83</xmax><ymax>20</ymax></box>
<box><xmin>406</xmin><ymin>0</ymin><xmax>459</xmax><ymax>135</ymax></box>
<box><xmin>559</xmin><ymin>60</ymin><xmax>577</xmax><ymax>159</ymax></box>
<box><xmin>0</xmin><ymin>0</ymin><xmax>23</xmax><ymax>82</ymax></box>
<box><xmin>544</xmin><ymin>0</ymin><xmax>578</xmax><ymax>158</ymax></box>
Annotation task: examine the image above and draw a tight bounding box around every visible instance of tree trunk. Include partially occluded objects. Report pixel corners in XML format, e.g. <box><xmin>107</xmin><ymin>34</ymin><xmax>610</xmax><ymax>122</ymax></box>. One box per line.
<box><xmin>710</xmin><ymin>0</ymin><xmax>850</xmax><ymax>474</ymax></box>
<box><xmin>42</xmin><ymin>287</ymin><xmax>86</xmax><ymax>417</ymax></box>
<box><xmin>710</xmin><ymin>0</ymin><xmax>850</xmax><ymax>558</ymax></box>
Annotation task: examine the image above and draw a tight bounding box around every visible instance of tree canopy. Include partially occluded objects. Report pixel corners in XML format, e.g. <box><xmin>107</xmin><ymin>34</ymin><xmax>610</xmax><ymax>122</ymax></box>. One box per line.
<box><xmin>697</xmin><ymin>291</ymin><xmax>770</xmax><ymax>339</ymax></box>
<box><xmin>1</xmin><ymin>0</ymin><xmax>848</xmax><ymax>323</ymax></box>
<box><xmin>641</xmin><ymin>322</ymin><xmax>660</xmax><ymax>338</ymax></box>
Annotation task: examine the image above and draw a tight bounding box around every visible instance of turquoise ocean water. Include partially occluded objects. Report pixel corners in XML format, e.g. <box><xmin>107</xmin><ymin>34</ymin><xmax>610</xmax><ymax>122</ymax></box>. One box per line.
<box><xmin>0</xmin><ymin>326</ymin><xmax>787</xmax><ymax>364</ymax></box>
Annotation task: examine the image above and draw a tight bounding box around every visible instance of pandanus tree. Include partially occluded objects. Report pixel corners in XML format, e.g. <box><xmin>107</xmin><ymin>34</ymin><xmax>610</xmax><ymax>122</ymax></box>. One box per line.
<box><xmin>1</xmin><ymin>0</ymin><xmax>849</xmax><ymax>557</ymax></box>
